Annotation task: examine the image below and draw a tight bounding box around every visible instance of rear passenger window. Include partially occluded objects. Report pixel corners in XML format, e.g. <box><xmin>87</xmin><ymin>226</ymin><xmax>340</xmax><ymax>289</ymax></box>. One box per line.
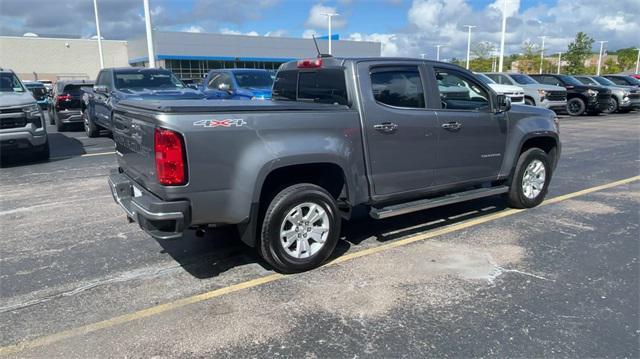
<box><xmin>370</xmin><ymin>67</ymin><xmax>425</xmax><ymax>108</ymax></box>
<box><xmin>435</xmin><ymin>69</ymin><xmax>489</xmax><ymax>111</ymax></box>
<box><xmin>298</xmin><ymin>70</ymin><xmax>348</xmax><ymax>105</ymax></box>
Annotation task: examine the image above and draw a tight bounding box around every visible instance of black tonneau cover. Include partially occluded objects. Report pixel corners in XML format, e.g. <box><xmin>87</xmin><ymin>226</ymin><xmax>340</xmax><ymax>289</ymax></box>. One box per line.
<box><xmin>117</xmin><ymin>99</ymin><xmax>351</xmax><ymax>113</ymax></box>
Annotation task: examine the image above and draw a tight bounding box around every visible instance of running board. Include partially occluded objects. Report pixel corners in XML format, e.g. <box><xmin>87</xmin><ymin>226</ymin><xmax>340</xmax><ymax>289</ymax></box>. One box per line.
<box><xmin>370</xmin><ymin>186</ymin><xmax>509</xmax><ymax>219</ymax></box>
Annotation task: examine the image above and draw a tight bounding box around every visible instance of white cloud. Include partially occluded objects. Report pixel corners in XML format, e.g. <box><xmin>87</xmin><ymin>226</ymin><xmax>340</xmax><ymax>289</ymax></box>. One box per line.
<box><xmin>302</xmin><ymin>29</ymin><xmax>319</xmax><ymax>39</ymax></box>
<box><xmin>182</xmin><ymin>25</ymin><xmax>205</xmax><ymax>33</ymax></box>
<box><xmin>265</xmin><ymin>29</ymin><xmax>288</xmax><ymax>37</ymax></box>
<box><xmin>349</xmin><ymin>33</ymin><xmax>400</xmax><ymax>57</ymax></box>
<box><xmin>487</xmin><ymin>0</ymin><xmax>520</xmax><ymax>18</ymax></box>
<box><xmin>306</xmin><ymin>4</ymin><xmax>347</xmax><ymax>29</ymax></box>
<box><xmin>220</xmin><ymin>28</ymin><xmax>259</xmax><ymax>36</ymax></box>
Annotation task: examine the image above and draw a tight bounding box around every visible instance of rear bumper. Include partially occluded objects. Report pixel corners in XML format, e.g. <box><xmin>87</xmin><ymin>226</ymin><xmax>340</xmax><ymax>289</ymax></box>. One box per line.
<box><xmin>108</xmin><ymin>172</ymin><xmax>190</xmax><ymax>240</ymax></box>
<box><xmin>57</xmin><ymin>109</ymin><xmax>83</xmax><ymax>123</ymax></box>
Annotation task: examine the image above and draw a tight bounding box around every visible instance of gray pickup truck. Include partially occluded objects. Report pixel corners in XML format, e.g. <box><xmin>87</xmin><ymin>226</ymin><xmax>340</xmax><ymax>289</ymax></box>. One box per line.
<box><xmin>109</xmin><ymin>57</ymin><xmax>561</xmax><ymax>272</ymax></box>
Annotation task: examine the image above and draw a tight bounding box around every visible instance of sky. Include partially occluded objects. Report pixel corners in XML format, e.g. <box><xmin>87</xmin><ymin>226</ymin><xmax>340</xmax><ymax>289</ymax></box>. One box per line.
<box><xmin>0</xmin><ymin>0</ymin><xmax>638</xmax><ymax>60</ymax></box>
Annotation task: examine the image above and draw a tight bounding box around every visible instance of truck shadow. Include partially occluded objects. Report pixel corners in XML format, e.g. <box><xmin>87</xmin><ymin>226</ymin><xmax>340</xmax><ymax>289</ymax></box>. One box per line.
<box><xmin>155</xmin><ymin>196</ymin><xmax>507</xmax><ymax>279</ymax></box>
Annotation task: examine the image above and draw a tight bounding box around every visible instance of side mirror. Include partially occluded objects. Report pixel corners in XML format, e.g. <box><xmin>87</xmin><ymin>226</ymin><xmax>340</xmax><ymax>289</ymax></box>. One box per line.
<box><xmin>218</xmin><ymin>83</ymin><xmax>231</xmax><ymax>92</ymax></box>
<box><xmin>496</xmin><ymin>94</ymin><xmax>511</xmax><ymax>113</ymax></box>
<box><xmin>94</xmin><ymin>85</ymin><xmax>109</xmax><ymax>94</ymax></box>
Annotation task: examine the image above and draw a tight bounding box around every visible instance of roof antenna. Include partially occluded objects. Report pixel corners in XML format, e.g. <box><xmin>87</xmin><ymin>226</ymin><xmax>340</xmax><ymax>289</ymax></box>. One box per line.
<box><xmin>312</xmin><ymin>35</ymin><xmax>332</xmax><ymax>58</ymax></box>
<box><xmin>312</xmin><ymin>35</ymin><xmax>321</xmax><ymax>58</ymax></box>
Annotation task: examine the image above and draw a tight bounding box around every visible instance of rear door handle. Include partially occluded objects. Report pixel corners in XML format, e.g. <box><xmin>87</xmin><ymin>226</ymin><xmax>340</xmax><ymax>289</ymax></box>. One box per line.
<box><xmin>373</xmin><ymin>122</ymin><xmax>399</xmax><ymax>133</ymax></box>
<box><xmin>441</xmin><ymin>121</ymin><xmax>462</xmax><ymax>131</ymax></box>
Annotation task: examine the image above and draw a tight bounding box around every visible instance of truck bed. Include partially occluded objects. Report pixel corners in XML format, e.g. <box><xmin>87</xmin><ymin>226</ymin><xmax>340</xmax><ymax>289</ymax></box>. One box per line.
<box><xmin>117</xmin><ymin>99</ymin><xmax>351</xmax><ymax>113</ymax></box>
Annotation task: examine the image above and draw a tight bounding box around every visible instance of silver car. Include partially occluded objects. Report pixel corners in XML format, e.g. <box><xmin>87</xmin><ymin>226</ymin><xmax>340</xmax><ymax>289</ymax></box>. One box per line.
<box><xmin>484</xmin><ymin>72</ymin><xmax>567</xmax><ymax>112</ymax></box>
<box><xmin>574</xmin><ymin>75</ymin><xmax>640</xmax><ymax>113</ymax></box>
<box><xmin>0</xmin><ymin>68</ymin><xmax>49</xmax><ymax>160</ymax></box>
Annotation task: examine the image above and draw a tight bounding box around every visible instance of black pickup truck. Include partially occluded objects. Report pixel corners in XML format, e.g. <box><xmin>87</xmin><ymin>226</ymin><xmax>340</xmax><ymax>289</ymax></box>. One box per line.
<box><xmin>529</xmin><ymin>74</ymin><xmax>612</xmax><ymax>116</ymax></box>
<box><xmin>109</xmin><ymin>57</ymin><xmax>561</xmax><ymax>273</ymax></box>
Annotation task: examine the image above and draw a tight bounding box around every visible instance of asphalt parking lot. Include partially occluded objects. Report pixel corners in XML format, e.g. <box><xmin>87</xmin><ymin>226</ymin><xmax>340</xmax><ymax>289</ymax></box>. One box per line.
<box><xmin>1</xmin><ymin>112</ymin><xmax>639</xmax><ymax>358</ymax></box>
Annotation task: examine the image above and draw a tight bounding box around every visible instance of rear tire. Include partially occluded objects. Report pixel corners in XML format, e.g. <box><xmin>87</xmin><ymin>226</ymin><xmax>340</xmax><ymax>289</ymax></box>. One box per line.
<box><xmin>259</xmin><ymin>183</ymin><xmax>341</xmax><ymax>273</ymax></box>
<box><xmin>83</xmin><ymin>109</ymin><xmax>99</xmax><ymax>138</ymax></box>
<box><xmin>566</xmin><ymin>97</ymin><xmax>586</xmax><ymax>116</ymax></box>
<box><xmin>507</xmin><ymin>148</ymin><xmax>552</xmax><ymax>209</ymax></box>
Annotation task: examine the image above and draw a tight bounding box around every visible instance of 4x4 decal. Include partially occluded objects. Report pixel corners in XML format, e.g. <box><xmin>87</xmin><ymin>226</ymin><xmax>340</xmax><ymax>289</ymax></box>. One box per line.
<box><xmin>193</xmin><ymin>119</ymin><xmax>247</xmax><ymax>128</ymax></box>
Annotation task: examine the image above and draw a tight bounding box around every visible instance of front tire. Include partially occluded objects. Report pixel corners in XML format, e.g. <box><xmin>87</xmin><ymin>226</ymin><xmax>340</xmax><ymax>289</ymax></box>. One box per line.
<box><xmin>604</xmin><ymin>97</ymin><xmax>618</xmax><ymax>114</ymax></box>
<box><xmin>507</xmin><ymin>148</ymin><xmax>552</xmax><ymax>209</ymax></box>
<box><xmin>566</xmin><ymin>97</ymin><xmax>586</xmax><ymax>116</ymax></box>
<box><xmin>83</xmin><ymin>109</ymin><xmax>99</xmax><ymax>138</ymax></box>
<box><xmin>259</xmin><ymin>183</ymin><xmax>341</xmax><ymax>273</ymax></box>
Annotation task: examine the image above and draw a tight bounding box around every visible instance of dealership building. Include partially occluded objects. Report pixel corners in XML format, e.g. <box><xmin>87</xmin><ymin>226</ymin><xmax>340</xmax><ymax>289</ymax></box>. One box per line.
<box><xmin>0</xmin><ymin>31</ymin><xmax>381</xmax><ymax>82</ymax></box>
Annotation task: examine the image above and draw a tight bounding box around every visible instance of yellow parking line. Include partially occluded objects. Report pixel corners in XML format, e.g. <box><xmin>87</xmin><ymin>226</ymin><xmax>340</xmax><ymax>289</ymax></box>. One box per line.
<box><xmin>80</xmin><ymin>151</ymin><xmax>115</xmax><ymax>157</ymax></box>
<box><xmin>1</xmin><ymin>175</ymin><xmax>638</xmax><ymax>356</ymax></box>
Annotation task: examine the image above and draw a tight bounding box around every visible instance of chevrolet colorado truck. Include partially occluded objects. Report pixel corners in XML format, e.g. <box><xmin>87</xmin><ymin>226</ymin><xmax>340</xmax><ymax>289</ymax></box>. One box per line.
<box><xmin>82</xmin><ymin>67</ymin><xmax>205</xmax><ymax>137</ymax></box>
<box><xmin>109</xmin><ymin>57</ymin><xmax>561</xmax><ymax>273</ymax></box>
<box><xmin>529</xmin><ymin>74</ymin><xmax>611</xmax><ymax>116</ymax></box>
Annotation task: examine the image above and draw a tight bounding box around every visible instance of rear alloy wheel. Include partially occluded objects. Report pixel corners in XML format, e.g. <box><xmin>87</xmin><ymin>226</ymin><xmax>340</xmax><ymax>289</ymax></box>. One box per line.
<box><xmin>566</xmin><ymin>97</ymin><xmax>586</xmax><ymax>116</ymax></box>
<box><xmin>83</xmin><ymin>109</ymin><xmax>99</xmax><ymax>138</ymax></box>
<box><xmin>604</xmin><ymin>97</ymin><xmax>618</xmax><ymax>114</ymax></box>
<box><xmin>506</xmin><ymin>148</ymin><xmax>552</xmax><ymax>209</ymax></box>
<box><xmin>260</xmin><ymin>183</ymin><xmax>341</xmax><ymax>273</ymax></box>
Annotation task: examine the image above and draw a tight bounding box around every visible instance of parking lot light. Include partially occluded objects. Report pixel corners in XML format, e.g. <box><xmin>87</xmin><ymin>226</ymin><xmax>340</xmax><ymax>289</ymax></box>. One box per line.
<box><xmin>436</xmin><ymin>44</ymin><xmax>445</xmax><ymax>61</ymax></box>
<box><xmin>498</xmin><ymin>0</ymin><xmax>508</xmax><ymax>72</ymax></box>
<box><xmin>557</xmin><ymin>52</ymin><xmax>562</xmax><ymax>74</ymax></box>
<box><xmin>92</xmin><ymin>0</ymin><xmax>104</xmax><ymax>69</ymax></box>
<box><xmin>143</xmin><ymin>0</ymin><xmax>156</xmax><ymax>68</ymax></box>
<box><xmin>464</xmin><ymin>25</ymin><xmax>476</xmax><ymax>69</ymax></box>
<box><xmin>320</xmin><ymin>12</ymin><xmax>339</xmax><ymax>55</ymax></box>
<box><xmin>635</xmin><ymin>48</ymin><xmax>639</xmax><ymax>74</ymax></box>
<box><xmin>596</xmin><ymin>40</ymin><xmax>607</xmax><ymax>76</ymax></box>
<box><xmin>538</xmin><ymin>35</ymin><xmax>546</xmax><ymax>74</ymax></box>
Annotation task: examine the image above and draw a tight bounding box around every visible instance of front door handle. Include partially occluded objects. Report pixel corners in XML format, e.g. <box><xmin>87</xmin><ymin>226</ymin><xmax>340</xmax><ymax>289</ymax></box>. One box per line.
<box><xmin>441</xmin><ymin>121</ymin><xmax>462</xmax><ymax>131</ymax></box>
<box><xmin>373</xmin><ymin>122</ymin><xmax>399</xmax><ymax>133</ymax></box>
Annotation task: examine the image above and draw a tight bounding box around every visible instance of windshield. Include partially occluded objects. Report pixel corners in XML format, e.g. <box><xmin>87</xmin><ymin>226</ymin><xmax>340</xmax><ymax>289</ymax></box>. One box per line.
<box><xmin>233</xmin><ymin>71</ymin><xmax>274</xmax><ymax>88</ymax></box>
<box><xmin>64</xmin><ymin>84</ymin><xmax>94</xmax><ymax>96</ymax></box>
<box><xmin>558</xmin><ymin>75</ymin><xmax>584</xmax><ymax>86</ymax></box>
<box><xmin>511</xmin><ymin>74</ymin><xmax>538</xmax><ymax>85</ymax></box>
<box><xmin>114</xmin><ymin>71</ymin><xmax>184</xmax><ymax>90</ymax></box>
<box><xmin>576</xmin><ymin>77</ymin><xmax>598</xmax><ymax>86</ymax></box>
<box><xmin>475</xmin><ymin>73</ymin><xmax>495</xmax><ymax>84</ymax></box>
<box><xmin>592</xmin><ymin>76</ymin><xmax>616</xmax><ymax>86</ymax></box>
<box><xmin>625</xmin><ymin>76</ymin><xmax>640</xmax><ymax>85</ymax></box>
<box><xmin>0</xmin><ymin>73</ymin><xmax>26</xmax><ymax>92</ymax></box>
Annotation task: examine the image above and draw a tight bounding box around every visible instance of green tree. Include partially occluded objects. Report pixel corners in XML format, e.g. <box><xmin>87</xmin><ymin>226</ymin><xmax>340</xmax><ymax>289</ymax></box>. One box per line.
<box><xmin>614</xmin><ymin>48</ymin><xmax>638</xmax><ymax>70</ymax></box>
<box><xmin>604</xmin><ymin>58</ymin><xmax>622</xmax><ymax>74</ymax></box>
<box><xmin>564</xmin><ymin>32</ymin><xmax>595</xmax><ymax>74</ymax></box>
<box><xmin>467</xmin><ymin>41</ymin><xmax>496</xmax><ymax>72</ymax></box>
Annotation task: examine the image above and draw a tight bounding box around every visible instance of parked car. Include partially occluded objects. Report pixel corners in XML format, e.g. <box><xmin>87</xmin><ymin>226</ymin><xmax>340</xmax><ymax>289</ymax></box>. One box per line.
<box><xmin>573</xmin><ymin>75</ymin><xmax>640</xmax><ymax>113</ymax></box>
<box><xmin>474</xmin><ymin>73</ymin><xmax>525</xmax><ymax>104</ymax></box>
<box><xmin>484</xmin><ymin>72</ymin><xmax>567</xmax><ymax>111</ymax></box>
<box><xmin>51</xmin><ymin>80</ymin><xmax>94</xmax><ymax>130</ymax></box>
<box><xmin>529</xmin><ymin>74</ymin><xmax>611</xmax><ymax>116</ymax></box>
<box><xmin>630</xmin><ymin>74</ymin><xmax>640</xmax><ymax>80</ymax></box>
<box><xmin>82</xmin><ymin>67</ymin><xmax>205</xmax><ymax>137</ymax></box>
<box><xmin>23</xmin><ymin>81</ymin><xmax>51</xmax><ymax>111</ymax></box>
<box><xmin>38</xmin><ymin>80</ymin><xmax>53</xmax><ymax>94</ymax></box>
<box><xmin>0</xmin><ymin>68</ymin><xmax>49</xmax><ymax>160</ymax></box>
<box><xmin>108</xmin><ymin>57</ymin><xmax>561</xmax><ymax>273</ymax></box>
<box><xmin>201</xmin><ymin>69</ymin><xmax>273</xmax><ymax>100</ymax></box>
<box><xmin>602</xmin><ymin>75</ymin><xmax>640</xmax><ymax>89</ymax></box>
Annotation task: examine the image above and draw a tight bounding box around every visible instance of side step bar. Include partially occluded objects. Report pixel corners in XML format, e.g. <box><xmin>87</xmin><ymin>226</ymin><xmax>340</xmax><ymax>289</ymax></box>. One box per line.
<box><xmin>370</xmin><ymin>186</ymin><xmax>509</xmax><ymax>220</ymax></box>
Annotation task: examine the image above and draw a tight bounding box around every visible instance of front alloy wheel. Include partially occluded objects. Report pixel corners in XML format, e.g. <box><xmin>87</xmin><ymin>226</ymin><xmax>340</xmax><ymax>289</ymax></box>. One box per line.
<box><xmin>506</xmin><ymin>148</ymin><xmax>552</xmax><ymax>209</ymax></box>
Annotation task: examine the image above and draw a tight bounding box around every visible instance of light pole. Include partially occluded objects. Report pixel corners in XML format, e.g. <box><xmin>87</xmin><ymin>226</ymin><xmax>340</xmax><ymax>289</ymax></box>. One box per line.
<box><xmin>596</xmin><ymin>40</ymin><xmax>607</xmax><ymax>76</ymax></box>
<box><xmin>92</xmin><ymin>0</ymin><xmax>104</xmax><ymax>69</ymax></box>
<box><xmin>320</xmin><ymin>12</ymin><xmax>339</xmax><ymax>55</ymax></box>
<box><xmin>464</xmin><ymin>25</ymin><xmax>476</xmax><ymax>69</ymax></box>
<box><xmin>538</xmin><ymin>35</ymin><xmax>546</xmax><ymax>74</ymax></box>
<box><xmin>635</xmin><ymin>48</ymin><xmax>639</xmax><ymax>74</ymax></box>
<box><xmin>436</xmin><ymin>45</ymin><xmax>444</xmax><ymax>61</ymax></box>
<box><xmin>143</xmin><ymin>0</ymin><xmax>156</xmax><ymax>67</ymax></box>
<box><xmin>498</xmin><ymin>0</ymin><xmax>508</xmax><ymax>72</ymax></box>
<box><xmin>557</xmin><ymin>52</ymin><xmax>562</xmax><ymax>74</ymax></box>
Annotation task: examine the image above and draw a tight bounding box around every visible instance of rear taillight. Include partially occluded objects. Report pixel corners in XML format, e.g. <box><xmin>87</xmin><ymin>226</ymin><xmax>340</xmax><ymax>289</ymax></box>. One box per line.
<box><xmin>297</xmin><ymin>58</ymin><xmax>323</xmax><ymax>68</ymax></box>
<box><xmin>57</xmin><ymin>94</ymin><xmax>72</xmax><ymax>103</ymax></box>
<box><xmin>154</xmin><ymin>127</ymin><xmax>187</xmax><ymax>186</ymax></box>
